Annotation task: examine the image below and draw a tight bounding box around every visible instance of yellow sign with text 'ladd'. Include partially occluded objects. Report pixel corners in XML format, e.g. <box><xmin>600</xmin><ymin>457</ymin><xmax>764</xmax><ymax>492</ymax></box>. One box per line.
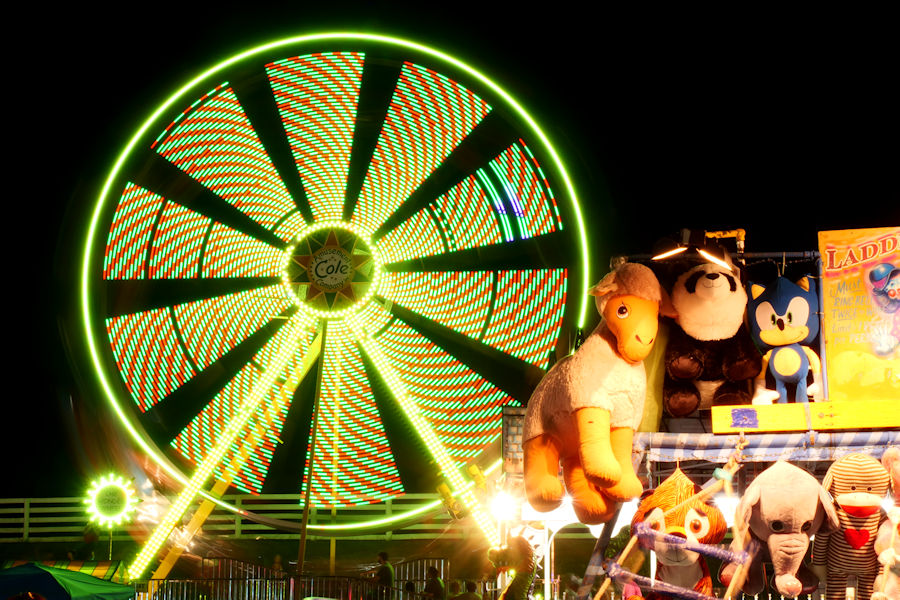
<box><xmin>818</xmin><ymin>226</ymin><xmax>900</xmax><ymax>403</ymax></box>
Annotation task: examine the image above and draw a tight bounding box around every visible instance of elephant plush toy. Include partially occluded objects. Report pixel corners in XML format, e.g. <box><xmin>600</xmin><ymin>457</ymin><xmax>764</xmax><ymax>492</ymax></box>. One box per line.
<box><xmin>720</xmin><ymin>461</ymin><xmax>839</xmax><ymax>597</ymax></box>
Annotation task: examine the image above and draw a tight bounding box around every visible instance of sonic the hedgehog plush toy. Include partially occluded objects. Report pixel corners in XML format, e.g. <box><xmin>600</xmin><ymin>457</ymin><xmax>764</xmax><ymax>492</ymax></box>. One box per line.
<box><xmin>747</xmin><ymin>275</ymin><xmax>821</xmax><ymax>403</ymax></box>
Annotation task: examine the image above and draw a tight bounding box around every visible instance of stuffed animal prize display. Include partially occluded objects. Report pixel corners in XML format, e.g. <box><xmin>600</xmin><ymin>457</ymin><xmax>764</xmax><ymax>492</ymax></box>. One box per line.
<box><xmin>523</xmin><ymin>262</ymin><xmax>671</xmax><ymax>524</ymax></box>
<box><xmin>812</xmin><ymin>453</ymin><xmax>891</xmax><ymax>600</ymax></box>
<box><xmin>747</xmin><ymin>275</ymin><xmax>822</xmax><ymax>403</ymax></box>
<box><xmin>662</xmin><ymin>262</ymin><xmax>762</xmax><ymax>417</ymax></box>
<box><xmin>720</xmin><ymin>461</ymin><xmax>839</xmax><ymax>598</ymax></box>
<box><xmin>514</xmin><ymin>234</ymin><xmax>895</xmax><ymax>600</ymax></box>
<box><xmin>630</xmin><ymin>468</ymin><xmax>727</xmax><ymax>600</ymax></box>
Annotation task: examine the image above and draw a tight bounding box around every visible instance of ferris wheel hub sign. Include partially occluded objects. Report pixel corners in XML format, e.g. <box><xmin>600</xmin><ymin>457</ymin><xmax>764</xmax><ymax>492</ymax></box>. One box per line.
<box><xmin>310</xmin><ymin>246</ymin><xmax>353</xmax><ymax>291</ymax></box>
<box><xmin>283</xmin><ymin>222</ymin><xmax>382</xmax><ymax>318</ymax></box>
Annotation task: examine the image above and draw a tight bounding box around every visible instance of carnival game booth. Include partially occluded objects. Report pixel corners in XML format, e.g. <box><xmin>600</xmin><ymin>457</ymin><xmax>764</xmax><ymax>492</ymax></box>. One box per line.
<box><xmin>502</xmin><ymin>226</ymin><xmax>899</xmax><ymax>600</ymax></box>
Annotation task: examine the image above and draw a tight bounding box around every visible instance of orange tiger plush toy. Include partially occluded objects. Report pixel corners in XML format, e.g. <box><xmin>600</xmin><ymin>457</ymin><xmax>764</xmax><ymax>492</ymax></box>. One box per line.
<box><xmin>630</xmin><ymin>468</ymin><xmax>728</xmax><ymax>600</ymax></box>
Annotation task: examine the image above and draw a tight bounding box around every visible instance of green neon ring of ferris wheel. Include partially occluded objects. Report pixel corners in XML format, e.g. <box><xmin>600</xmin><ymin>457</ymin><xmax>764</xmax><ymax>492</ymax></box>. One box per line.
<box><xmin>80</xmin><ymin>32</ymin><xmax>591</xmax><ymax>528</ymax></box>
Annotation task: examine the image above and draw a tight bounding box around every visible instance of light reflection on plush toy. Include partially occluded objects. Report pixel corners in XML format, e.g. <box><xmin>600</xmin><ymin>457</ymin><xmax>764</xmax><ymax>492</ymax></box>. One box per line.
<box><xmin>523</xmin><ymin>262</ymin><xmax>671</xmax><ymax>524</ymax></box>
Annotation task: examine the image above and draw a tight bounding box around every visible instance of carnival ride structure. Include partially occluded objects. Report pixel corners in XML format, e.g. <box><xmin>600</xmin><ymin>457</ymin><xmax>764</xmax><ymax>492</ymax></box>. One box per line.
<box><xmin>79</xmin><ymin>32</ymin><xmax>591</xmax><ymax>579</ymax></box>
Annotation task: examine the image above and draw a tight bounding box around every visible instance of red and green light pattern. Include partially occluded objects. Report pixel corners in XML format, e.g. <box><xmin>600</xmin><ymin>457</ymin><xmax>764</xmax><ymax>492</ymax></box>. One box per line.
<box><xmin>267</xmin><ymin>52</ymin><xmax>364</xmax><ymax>222</ymax></box>
<box><xmin>105</xmin><ymin>286</ymin><xmax>292</xmax><ymax>413</ymax></box>
<box><xmin>376</xmin><ymin>208</ymin><xmax>445</xmax><ymax>263</ymax></box>
<box><xmin>172</xmin><ymin>286</ymin><xmax>291</xmax><ymax>371</ymax></box>
<box><xmin>481</xmin><ymin>269</ymin><xmax>567</xmax><ymax>368</ymax></box>
<box><xmin>351</xmin><ymin>62</ymin><xmax>491</xmax><ymax>234</ymax></box>
<box><xmin>384</xmin><ymin>271</ymin><xmax>494</xmax><ymax>339</ymax></box>
<box><xmin>88</xmin><ymin>39</ymin><xmax>586</xmax><ymax>538</ymax></box>
<box><xmin>147</xmin><ymin>201</ymin><xmax>211</xmax><ymax>279</ymax></box>
<box><xmin>172</xmin><ymin>315</ymin><xmax>319</xmax><ymax>494</ymax></box>
<box><xmin>489</xmin><ymin>140</ymin><xmax>563</xmax><ymax>238</ymax></box>
<box><xmin>385</xmin><ymin>269</ymin><xmax>567</xmax><ymax>369</ymax></box>
<box><xmin>377</xmin><ymin>174</ymin><xmax>504</xmax><ymax>262</ymax></box>
<box><xmin>202</xmin><ymin>223</ymin><xmax>284</xmax><ymax>278</ymax></box>
<box><xmin>154</xmin><ymin>85</ymin><xmax>296</xmax><ymax>235</ymax></box>
<box><xmin>105</xmin><ymin>183</ymin><xmax>284</xmax><ymax>280</ymax></box>
<box><xmin>432</xmin><ymin>175</ymin><xmax>505</xmax><ymax>251</ymax></box>
<box><xmin>274</xmin><ymin>210</ymin><xmax>306</xmax><ymax>242</ymax></box>
<box><xmin>106</xmin><ymin>308</ymin><xmax>197</xmax><ymax>412</ymax></box>
<box><xmin>298</xmin><ymin>321</ymin><xmax>403</xmax><ymax>506</ymax></box>
<box><xmin>103</xmin><ymin>183</ymin><xmax>165</xmax><ymax>279</ymax></box>
<box><xmin>376</xmin><ymin>318</ymin><xmax>508</xmax><ymax>463</ymax></box>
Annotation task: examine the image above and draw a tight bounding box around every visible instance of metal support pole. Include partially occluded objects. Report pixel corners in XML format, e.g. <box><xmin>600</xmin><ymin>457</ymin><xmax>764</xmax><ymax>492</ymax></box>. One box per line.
<box><xmin>297</xmin><ymin>322</ymin><xmax>327</xmax><ymax>593</ymax></box>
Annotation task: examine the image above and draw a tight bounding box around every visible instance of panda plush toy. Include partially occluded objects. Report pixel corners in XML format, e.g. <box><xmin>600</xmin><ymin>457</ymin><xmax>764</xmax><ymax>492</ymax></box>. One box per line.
<box><xmin>663</xmin><ymin>261</ymin><xmax>762</xmax><ymax>417</ymax></box>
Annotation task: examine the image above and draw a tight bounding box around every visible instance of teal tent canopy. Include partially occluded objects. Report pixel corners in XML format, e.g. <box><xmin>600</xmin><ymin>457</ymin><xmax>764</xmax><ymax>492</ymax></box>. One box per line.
<box><xmin>0</xmin><ymin>562</ymin><xmax>134</xmax><ymax>600</ymax></box>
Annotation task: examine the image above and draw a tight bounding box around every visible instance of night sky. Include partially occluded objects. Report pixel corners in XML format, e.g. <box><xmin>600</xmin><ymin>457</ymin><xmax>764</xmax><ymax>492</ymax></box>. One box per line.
<box><xmin>8</xmin><ymin>5</ymin><xmax>895</xmax><ymax>500</ymax></box>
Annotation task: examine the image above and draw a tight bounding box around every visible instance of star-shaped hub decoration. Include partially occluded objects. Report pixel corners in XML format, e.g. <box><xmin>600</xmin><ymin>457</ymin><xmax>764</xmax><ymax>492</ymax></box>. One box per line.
<box><xmin>283</xmin><ymin>222</ymin><xmax>382</xmax><ymax>318</ymax></box>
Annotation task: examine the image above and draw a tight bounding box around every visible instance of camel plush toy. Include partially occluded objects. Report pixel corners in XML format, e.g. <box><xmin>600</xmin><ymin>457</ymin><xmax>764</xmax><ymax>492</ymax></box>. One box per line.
<box><xmin>523</xmin><ymin>262</ymin><xmax>670</xmax><ymax>524</ymax></box>
<box><xmin>812</xmin><ymin>453</ymin><xmax>891</xmax><ymax>600</ymax></box>
<box><xmin>630</xmin><ymin>468</ymin><xmax>727</xmax><ymax>600</ymax></box>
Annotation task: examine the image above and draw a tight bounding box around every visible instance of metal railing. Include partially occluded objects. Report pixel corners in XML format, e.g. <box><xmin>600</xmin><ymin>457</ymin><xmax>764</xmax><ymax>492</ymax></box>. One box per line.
<box><xmin>136</xmin><ymin>575</ymin><xmax>407</xmax><ymax>600</ymax></box>
<box><xmin>138</xmin><ymin>577</ymin><xmax>292</xmax><ymax>600</ymax></box>
<box><xmin>0</xmin><ymin>495</ymin><xmax>599</xmax><ymax>544</ymax></box>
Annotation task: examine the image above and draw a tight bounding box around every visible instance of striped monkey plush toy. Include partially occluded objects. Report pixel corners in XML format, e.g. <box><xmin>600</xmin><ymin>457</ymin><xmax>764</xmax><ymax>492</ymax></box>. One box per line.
<box><xmin>873</xmin><ymin>447</ymin><xmax>900</xmax><ymax>600</ymax></box>
<box><xmin>812</xmin><ymin>453</ymin><xmax>891</xmax><ymax>600</ymax></box>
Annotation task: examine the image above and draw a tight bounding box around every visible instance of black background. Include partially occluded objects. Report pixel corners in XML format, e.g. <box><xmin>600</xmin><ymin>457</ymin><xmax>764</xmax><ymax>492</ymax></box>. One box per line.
<box><xmin>7</xmin><ymin>4</ymin><xmax>897</xmax><ymax>499</ymax></box>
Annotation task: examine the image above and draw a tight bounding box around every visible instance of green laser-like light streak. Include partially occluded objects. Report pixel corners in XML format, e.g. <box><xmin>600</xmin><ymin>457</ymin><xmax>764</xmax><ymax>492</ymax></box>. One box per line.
<box><xmin>128</xmin><ymin>313</ymin><xmax>318</xmax><ymax>579</ymax></box>
<box><xmin>346</xmin><ymin>313</ymin><xmax>500</xmax><ymax>546</ymax></box>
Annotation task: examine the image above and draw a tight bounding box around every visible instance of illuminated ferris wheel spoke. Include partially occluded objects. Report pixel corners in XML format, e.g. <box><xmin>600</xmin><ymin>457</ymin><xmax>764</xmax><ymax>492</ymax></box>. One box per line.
<box><xmin>173</xmin><ymin>319</ymin><xmax>322</xmax><ymax>495</ymax></box>
<box><xmin>371</xmin><ymin>111</ymin><xmax>519</xmax><ymax>240</ymax></box>
<box><xmin>129</xmin><ymin>152</ymin><xmax>289</xmax><ymax>248</ymax></box>
<box><xmin>292</xmin><ymin>321</ymin><xmax>405</xmax><ymax>506</ymax></box>
<box><xmin>359</xmin><ymin>351</ymin><xmax>442</xmax><ymax>493</ymax></box>
<box><xmin>384</xmin><ymin>231</ymin><xmax>572</xmax><ymax>272</ymax></box>
<box><xmin>129</xmin><ymin>312</ymin><xmax>319</xmax><ymax>579</ymax></box>
<box><xmin>357</xmin><ymin>306</ymin><xmax>511</xmax><ymax>465</ymax></box>
<box><xmin>103</xmin><ymin>277</ymin><xmax>281</xmax><ymax>318</ymax></box>
<box><xmin>386</xmin><ymin>301</ymin><xmax>543</xmax><ymax>402</ymax></box>
<box><xmin>260</xmin><ymin>358</ymin><xmax>320</xmax><ymax>493</ymax></box>
<box><xmin>229</xmin><ymin>71</ymin><xmax>314</xmax><ymax>222</ymax></box>
<box><xmin>348</xmin><ymin>317</ymin><xmax>500</xmax><ymax>545</ymax></box>
<box><xmin>137</xmin><ymin>308</ymin><xmax>297</xmax><ymax>448</ymax></box>
<box><xmin>341</xmin><ymin>58</ymin><xmax>404</xmax><ymax>221</ymax></box>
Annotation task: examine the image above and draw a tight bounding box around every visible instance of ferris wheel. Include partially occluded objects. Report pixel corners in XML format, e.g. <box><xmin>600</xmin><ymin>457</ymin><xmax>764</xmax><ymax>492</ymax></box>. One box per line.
<box><xmin>80</xmin><ymin>33</ymin><xmax>591</xmax><ymax>543</ymax></box>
